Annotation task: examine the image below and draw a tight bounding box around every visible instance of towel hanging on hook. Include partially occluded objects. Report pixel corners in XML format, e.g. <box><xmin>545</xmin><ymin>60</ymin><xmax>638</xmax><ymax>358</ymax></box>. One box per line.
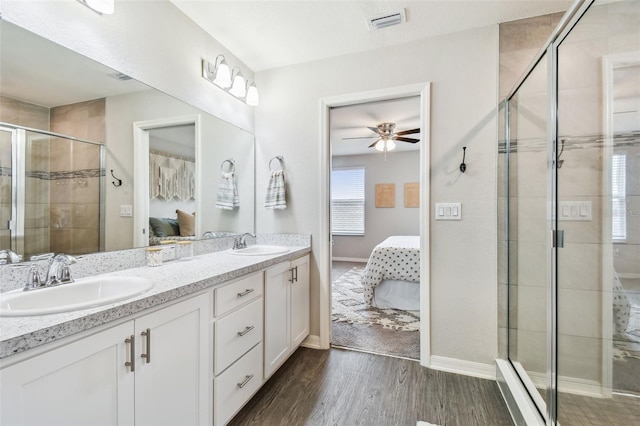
<box><xmin>266</xmin><ymin>156</ymin><xmax>286</xmax><ymax>209</ymax></box>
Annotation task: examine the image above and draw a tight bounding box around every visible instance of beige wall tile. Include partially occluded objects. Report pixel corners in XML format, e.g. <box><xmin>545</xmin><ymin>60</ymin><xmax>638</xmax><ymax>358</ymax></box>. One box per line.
<box><xmin>71</xmin><ymin>228</ymin><xmax>99</xmax><ymax>254</ymax></box>
<box><xmin>71</xmin><ymin>202</ymin><xmax>100</xmax><ymax>229</ymax></box>
<box><xmin>50</xmin><ymin>179</ymin><xmax>72</xmax><ymax>204</ymax></box>
<box><xmin>50</xmin><ymin>228</ymin><xmax>72</xmax><ymax>253</ymax></box>
<box><xmin>72</xmin><ymin>177</ymin><xmax>100</xmax><ymax>203</ymax></box>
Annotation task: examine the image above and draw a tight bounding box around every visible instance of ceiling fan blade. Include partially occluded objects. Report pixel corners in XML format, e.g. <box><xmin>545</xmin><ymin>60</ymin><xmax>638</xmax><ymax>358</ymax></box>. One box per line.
<box><xmin>342</xmin><ymin>136</ymin><xmax>377</xmax><ymax>140</ymax></box>
<box><xmin>395</xmin><ymin>128</ymin><xmax>420</xmax><ymax>136</ymax></box>
<box><xmin>393</xmin><ymin>136</ymin><xmax>420</xmax><ymax>143</ymax></box>
<box><xmin>368</xmin><ymin>138</ymin><xmax>381</xmax><ymax>148</ymax></box>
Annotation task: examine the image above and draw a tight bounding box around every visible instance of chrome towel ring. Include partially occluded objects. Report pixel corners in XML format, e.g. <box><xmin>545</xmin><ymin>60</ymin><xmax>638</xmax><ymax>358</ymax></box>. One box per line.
<box><xmin>221</xmin><ymin>158</ymin><xmax>236</xmax><ymax>173</ymax></box>
<box><xmin>269</xmin><ymin>155</ymin><xmax>284</xmax><ymax>172</ymax></box>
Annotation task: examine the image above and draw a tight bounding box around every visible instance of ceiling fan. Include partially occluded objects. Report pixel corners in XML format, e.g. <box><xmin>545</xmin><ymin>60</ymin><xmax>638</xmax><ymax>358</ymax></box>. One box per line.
<box><xmin>344</xmin><ymin>122</ymin><xmax>420</xmax><ymax>152</ymax></box>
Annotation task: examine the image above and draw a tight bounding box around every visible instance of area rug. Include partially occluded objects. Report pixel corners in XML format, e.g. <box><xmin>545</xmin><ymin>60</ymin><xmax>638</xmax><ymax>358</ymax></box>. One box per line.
<box><xmin>332</xmin><ymin>266</ymin><xmax>420</xmax><ymax>360</ymax></box>
<box><xmin>332</xmin><ymin>266</ymin><xmax>420</xmax><ymax>331</ymax></box>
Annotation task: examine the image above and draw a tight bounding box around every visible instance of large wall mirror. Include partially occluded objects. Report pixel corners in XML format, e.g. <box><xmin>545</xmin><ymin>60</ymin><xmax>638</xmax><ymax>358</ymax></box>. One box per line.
<box><xmin>0</xmin><ymin>20</ymin><xmax>255</xmax><ymax>262</ymax></box>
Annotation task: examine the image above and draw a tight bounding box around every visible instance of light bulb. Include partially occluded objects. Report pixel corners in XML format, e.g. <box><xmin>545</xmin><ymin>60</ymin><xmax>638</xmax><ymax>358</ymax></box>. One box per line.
<box><xmin>214</xmin><ymin>60</ymin><xmax>231</xmax><ymax>88</ymax></box>
<box><xmin>246</xmin><ymin>83</ymin><xmax>259</xmax><ymax>106</ymax></box>
<box><xmin>375</xmin><ymin>140</ymin><xmax>385</xmax><ymax>152</ymax></box>
<box><xmin>386</xmin><ymin>140</ymin><xmax>396</xmax><ymax>151</ymax></box>
<box><xmin>229</xmin><ymin>71</ymin><xmax>246</xmax><ymax>98</ymax></box>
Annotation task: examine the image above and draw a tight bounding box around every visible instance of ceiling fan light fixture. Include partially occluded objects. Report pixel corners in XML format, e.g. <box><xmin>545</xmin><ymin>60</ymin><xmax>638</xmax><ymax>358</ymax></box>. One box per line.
<box><xmin>375</xmin><ymin>140</ymin><xmax>386</xmax><ymax>152</ymax></box>
<box><xmin>386</xmin><ymin>139</ymin><xmax>396</xmax><ymax>151</ymax></box>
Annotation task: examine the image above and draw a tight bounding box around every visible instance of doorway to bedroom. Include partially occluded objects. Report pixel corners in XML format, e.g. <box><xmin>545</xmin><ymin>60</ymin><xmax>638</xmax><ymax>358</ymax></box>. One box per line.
<box><xmin>329</xmin><ymin>96</ymin><xmax>421</xmax><ymax>360</ymax></box>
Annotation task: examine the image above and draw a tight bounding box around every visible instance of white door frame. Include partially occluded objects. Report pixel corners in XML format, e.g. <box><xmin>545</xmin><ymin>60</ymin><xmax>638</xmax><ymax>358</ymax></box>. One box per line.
<box><xmin>133</xmin><ymin>115</ymin><xmax>201</xmax><ymax>247</ymax></box>
<box><xmin>319</xmin><ymin>82</ymin><xmax>431</xmax><ymax>366</ymax></box>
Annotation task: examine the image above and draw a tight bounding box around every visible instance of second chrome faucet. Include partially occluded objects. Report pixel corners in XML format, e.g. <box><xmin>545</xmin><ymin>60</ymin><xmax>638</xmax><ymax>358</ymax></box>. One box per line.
<box><xmin>24</xmin><ymin>253</ymin><xmax>77</xmax><ymax>291</ymax></box>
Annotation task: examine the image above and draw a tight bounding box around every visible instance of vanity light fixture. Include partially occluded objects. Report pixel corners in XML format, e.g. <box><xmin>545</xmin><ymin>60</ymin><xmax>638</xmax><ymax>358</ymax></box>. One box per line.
<box><xmin>246</xmin><ymin>82</ymin><xmax>259</xmax><ymax>106</ymax></box>
<box><xmin>229</xmin><ymin>68</ymin><xmax>247</xmax><ymax>98</ymax></box>
<box><xmin>78</xmin><ymin>0</ymin><xmax>115</xmax><ymax>14</ymax></box>
<box><xmin>202</xmin><ymin>57</ymin><xmax>259</xmax><ymax>106</ymax></box>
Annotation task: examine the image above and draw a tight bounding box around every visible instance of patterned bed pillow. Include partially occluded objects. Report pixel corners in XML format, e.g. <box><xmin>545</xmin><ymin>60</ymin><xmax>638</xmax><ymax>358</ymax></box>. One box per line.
<box><xmin>613</xmin><ymin>270</ymin><xmax>631</xmax><ymax>334</ymax></box>
<box><xmin>149</xmin><ymin>217</ymin><xmax>179</xmax><ymax>237</ymax></box>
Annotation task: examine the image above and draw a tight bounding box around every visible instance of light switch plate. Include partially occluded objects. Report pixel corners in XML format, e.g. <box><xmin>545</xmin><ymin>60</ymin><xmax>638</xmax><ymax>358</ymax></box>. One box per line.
<box><xmin>435</xmin><ymin>202</ymin><xmax>462</xmax><ymax>220</ymax></box>
<box><xmin>558</xmin><ymin>201</ymin><xmax>591</xmax><ymax>221</ymax></box>
<box><xmin>120</xmin><ymin>205</ymin><xmax>133</xmax><ymax>217</ymax></box>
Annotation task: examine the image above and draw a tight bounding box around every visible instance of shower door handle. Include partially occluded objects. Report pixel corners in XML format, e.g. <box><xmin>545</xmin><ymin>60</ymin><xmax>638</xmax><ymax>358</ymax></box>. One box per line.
<box><xmin>553</xmin><ymin>230</ymin><xmax>564</xmax><ymax>248</ymax></box>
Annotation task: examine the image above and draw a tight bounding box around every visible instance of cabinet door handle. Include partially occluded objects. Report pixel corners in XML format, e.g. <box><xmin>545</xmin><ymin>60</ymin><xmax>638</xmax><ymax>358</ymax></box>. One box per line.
<box><xmin>237</xmin><ymin>374</ymin><xmax>254</xmax><ymax>389</ymax></box>
<box><xmin>237</xmin><ymin>325</ymin><xmax>255</xmax><ymax>337</ymax></box>
<box><xmin>141</xmin><ymin>328</ymin><xmax>151</xmax><ymax>364</ymax></box>
<box><xmin>288</xmin><ymin>267</ymin><xmax>294</xmax><ymax>283</ymax></box>
<box><xmin>237</xmin><ymin>288</ymin><xmax>255</xmax><ymax>297</ymax></box>
<box><xmin>125</xmin><ymin>335</ymin><xmax>135</xmax><ymax>372</ymax></box>
<box><xmin>294</xmin><ymin>266</ymin><xmax>298</xmax><ymax>283</ymax></box>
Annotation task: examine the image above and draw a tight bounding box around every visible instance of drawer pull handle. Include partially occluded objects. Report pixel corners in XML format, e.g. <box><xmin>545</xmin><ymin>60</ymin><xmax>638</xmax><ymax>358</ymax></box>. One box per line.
<box><xmin>124</xmin><ymin>335</ymin><xmax>135</xmax><ymax>372</ymax></box>
<box><xmin>141</xmin><ymin>328</ymin><xmax>151</xmax><ymax>364</ymax></box>
<box><xmin>237</xmin><ymin>288</ymin><xmax>255</xmax><ymax>297</ymax></box>
<box><xmin>237</xmin><ymin>325</ymin><xmax>255</xmax><ymax>336</ymax></box>
<box><xmin>237</xmin><ymin>374</ymin><xmax>254</xmax><ymax>389</ymax></box>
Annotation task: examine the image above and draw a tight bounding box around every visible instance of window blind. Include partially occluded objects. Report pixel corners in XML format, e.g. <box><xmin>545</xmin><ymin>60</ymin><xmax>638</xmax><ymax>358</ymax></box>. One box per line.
<box><xmin>331</xmin><ymin>167</ymin><xmax>365</xmax><ymax>235</ymax></box>
<box><xmin>612</xmin><ymin>153</ymin><xmax>626</xmax><ymax>241</ymax></box>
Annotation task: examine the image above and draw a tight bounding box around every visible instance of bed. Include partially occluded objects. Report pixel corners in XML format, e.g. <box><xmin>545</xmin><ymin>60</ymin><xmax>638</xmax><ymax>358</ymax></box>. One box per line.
<box><xmin>361</xmin><ymin>235</ymin><xmax>420</xmax><ymax>310</ymax></box>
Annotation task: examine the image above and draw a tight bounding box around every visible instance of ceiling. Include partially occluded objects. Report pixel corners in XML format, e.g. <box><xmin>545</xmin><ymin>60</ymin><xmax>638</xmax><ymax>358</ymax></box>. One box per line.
<box><xmin>171</xmin><ymin>0</ymin><xmax>572</xmax><ymax>72</ymax></box>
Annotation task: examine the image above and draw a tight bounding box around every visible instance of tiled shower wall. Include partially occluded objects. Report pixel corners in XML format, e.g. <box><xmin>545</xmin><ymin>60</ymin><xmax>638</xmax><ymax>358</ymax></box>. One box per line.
<box><xmin>0</xmin><ymin>97</ymin><xmax>104</xmax><ymax>258</ymax></box>
<box><xmin>497</xmin><ymin>12</ymin><xmax>562</xmax><ymax>361</ymax></box>
<box><xmin>49</xmin><ymin>99</ymin><xmax>104</xmax><ymax>255</ymax></box>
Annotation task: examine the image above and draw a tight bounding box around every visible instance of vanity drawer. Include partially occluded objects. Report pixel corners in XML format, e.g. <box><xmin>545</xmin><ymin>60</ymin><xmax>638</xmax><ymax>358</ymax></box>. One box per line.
<box><xmin>215</xmin><ymin>272</ymin><xmax>263</xmax><ymax>317</ymax></box>
<box><xmin>215</xmin><ymin>297</ymin><xmax>263</xmax><ymax>375</ymax></box>
<box><xmin>214</xmin><ymin>342</ymin><xmax>263</xmax><ymax>426</ymax></box>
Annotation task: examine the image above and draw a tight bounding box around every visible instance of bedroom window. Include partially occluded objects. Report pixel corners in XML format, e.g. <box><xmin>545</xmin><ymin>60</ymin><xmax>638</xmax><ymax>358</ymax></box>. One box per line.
<box><xmin>331</xmin><ymin>166</ymin><xmax>365</xmax><ymax>235</ymax></box>
<box><xmin>612</xmin><ymin>153</ymin><xmax>626</xmax><ymax>241</ymax></box>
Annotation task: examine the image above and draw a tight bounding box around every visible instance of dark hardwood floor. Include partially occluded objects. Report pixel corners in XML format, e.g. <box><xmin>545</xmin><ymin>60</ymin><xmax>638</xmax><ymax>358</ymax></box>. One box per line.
<box><xmin>229</xmin><ymin>347</ymin><xmax>513</xmax><ymax>426</ymax></box>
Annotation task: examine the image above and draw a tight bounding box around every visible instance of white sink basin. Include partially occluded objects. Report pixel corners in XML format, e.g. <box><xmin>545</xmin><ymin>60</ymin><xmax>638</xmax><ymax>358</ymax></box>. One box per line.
<box><xmin>0</xmin><ymin>276</ymin><xmax>154</xmax><ymax>317</ymax></box>
<box><xmin>227</xmin><ymin>245</ymin><xmax>290</xmax><ymax>256</ymax></box>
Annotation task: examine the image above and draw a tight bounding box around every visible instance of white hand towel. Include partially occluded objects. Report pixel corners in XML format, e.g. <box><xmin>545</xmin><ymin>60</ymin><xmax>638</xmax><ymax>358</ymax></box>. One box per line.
<box><xmin>216</xmin><ymin>171</ymin><xmax>239</xmax><ymax>210</ymax></box>
<box><xmin>264</xmin><ymin>170</ymin><xmax>286</xmax><ymax>209</ymax></box>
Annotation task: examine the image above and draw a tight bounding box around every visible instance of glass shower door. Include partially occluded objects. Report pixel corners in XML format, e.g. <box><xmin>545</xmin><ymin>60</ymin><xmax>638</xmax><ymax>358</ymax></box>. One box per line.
<box><xmin>507</xmin><ymin>52</ymin><xmax>552</xmax><ymax>419</ymax></box>
<box><xmin>0</xmin><ymin>127</ymin><xmax>13</xmax><ymax>253</ymax></box>
<box><xmin>555</xmin><ymin>0</ymin><xmax>640</xmax><ymax>424</ymax></box>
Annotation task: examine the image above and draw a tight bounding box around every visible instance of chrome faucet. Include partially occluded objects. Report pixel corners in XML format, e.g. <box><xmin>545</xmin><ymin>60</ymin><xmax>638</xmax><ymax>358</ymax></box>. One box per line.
<box><xmin>233</xmin><ymin>233</ymin><xmax>256</xmax><ymax>249</ymax></box>
<box><xmin>0</xmin><ymin>249</ymin><xmax>22</xmax><ymax>264</ymax></box>
<box><xmin>44</xmin><ymin>253</ymin><xmax>77</xmax><ymax>287</ymax></box>
<box><xmin>202</xmin><ymin>231</ymin><xmax>217</xmax><ymax>239</ymax></box>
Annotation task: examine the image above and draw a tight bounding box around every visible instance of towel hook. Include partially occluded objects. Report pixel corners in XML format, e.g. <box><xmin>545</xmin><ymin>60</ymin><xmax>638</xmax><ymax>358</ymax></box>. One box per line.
<box><xmin>269</xmin><ymin>155</ymin><xmax>285</xmax><ymax>172</ymax></box>
<box><xmin>110</xmin><ymin>169</ymin><xmax>123</xmax><ymax>187</ymax></box>
<box><xmin>459</xmin><ymin>147</ymin><xmax>467</xmax><ymax>173</ymax></box>
<box><xmin>221</xmin><ymin>158</ymin><xmax>236</xmax><ymax>173</ymax></box>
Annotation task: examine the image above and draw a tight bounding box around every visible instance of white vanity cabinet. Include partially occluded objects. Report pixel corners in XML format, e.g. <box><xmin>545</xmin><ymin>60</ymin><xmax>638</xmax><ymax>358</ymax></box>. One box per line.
<box><xmin>212</xmin><ymin>272</ymin><xmax>264</xmax><ymax>426</ymax></box>
<box><xmin>264</xmin><ymin>254</ymin><xmax>310</xmax><ymax>379</ymax></box>
<box><xmin>0</xmin><ymin>293</ymin><xmax>210</xmax><ymax>426</ymax></box>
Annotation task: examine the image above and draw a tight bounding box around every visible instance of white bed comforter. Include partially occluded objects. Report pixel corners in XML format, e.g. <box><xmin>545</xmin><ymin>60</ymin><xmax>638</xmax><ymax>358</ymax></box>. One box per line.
<box><xmin>362</xmin><ymin>236</ymin><xmax>420</xmax><ymax>305</ymax></box>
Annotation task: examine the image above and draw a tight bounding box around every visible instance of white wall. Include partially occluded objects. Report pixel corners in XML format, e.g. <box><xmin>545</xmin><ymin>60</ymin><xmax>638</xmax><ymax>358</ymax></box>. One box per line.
<box><xmin>332</xmin><ymin>151</ymin><xmax>420</xmax><ymax>260</ymax></box>
<box><xmin>255</xmin><ymin>26</ymin><xmax>499</xmax><ymax>365</ymax></box>
<box><xmin>0</xmin><ymin>0</ymin><xmax>254</xmax><ymax>132</ymax></box>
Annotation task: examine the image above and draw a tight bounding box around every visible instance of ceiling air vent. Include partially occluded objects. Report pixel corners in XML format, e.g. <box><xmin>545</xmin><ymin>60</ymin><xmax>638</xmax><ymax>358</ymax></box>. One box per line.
<box><xmin>367</xmin><ymin>9</ymin><xmax>406</xmax><ymax>31</ymax></box>
<box><xmin>110</xmin><ymin>72</ymin><xmax>133</xmax><ymax>81</ymax></box>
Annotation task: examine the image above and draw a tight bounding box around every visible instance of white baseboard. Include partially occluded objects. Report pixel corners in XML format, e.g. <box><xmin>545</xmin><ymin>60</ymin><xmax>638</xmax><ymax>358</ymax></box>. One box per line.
<box><xmin>430</xmin><ymin>355</ymin><xmax>496</xmax><ymax>380</ymax></box>
<box><xmin>301</xmin><ymin>334</ymin><xmax>321</xmax><ymax>349</ymax></box>
<box><xmin>528</xmin><ymin>370</ymin><xmax>606</xmax><ymax>398</ymax></box>
<box><xmin>332</xmin><ymin>257</ymin><xmax>368</xmax><ymax>263</ymax></box>
<box><xmin>618</xmin><ymin>272</ymin><xmax>640</xmax><ymax>280</ymax></box>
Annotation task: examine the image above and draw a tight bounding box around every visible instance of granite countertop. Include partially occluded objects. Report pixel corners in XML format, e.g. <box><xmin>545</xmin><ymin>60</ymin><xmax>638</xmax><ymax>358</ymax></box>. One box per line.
<box><xmin>0</xmin><ymin>245</ymin><xmax>310</xmax><ymax>360</ymax></box>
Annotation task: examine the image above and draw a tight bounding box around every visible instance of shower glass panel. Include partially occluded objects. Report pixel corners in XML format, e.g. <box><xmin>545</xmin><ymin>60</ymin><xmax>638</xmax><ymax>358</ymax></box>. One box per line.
<box><xmin>507</xmin><ymin>53</ymin><xmax>551</xmax><ymax>418</ymax></box>
<box><xmin>0</xmin><ymin>125</ymin><xmax>104</xmax><ymax>260</ymax></box>
<box><xmin>0</xmin><ymin>128</ymin><xmax>13</xmax><ymax>252</ymax></box>
<box><xmin>556</xmin><ymin>0</ymin><xmax>640</xmax><ymax>423</ymax></box>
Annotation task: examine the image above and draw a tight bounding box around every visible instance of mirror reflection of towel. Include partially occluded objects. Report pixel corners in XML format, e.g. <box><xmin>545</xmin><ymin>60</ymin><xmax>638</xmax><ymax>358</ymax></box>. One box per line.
<box><xmin>216</xmin><ymin>172</ymin><xmax>239</xmax><ymax>210</ymax></box>
<box><xmin>265</xmin><ymin>170</ymin><xmax>286</xmax><ymax>209</ymax></box>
